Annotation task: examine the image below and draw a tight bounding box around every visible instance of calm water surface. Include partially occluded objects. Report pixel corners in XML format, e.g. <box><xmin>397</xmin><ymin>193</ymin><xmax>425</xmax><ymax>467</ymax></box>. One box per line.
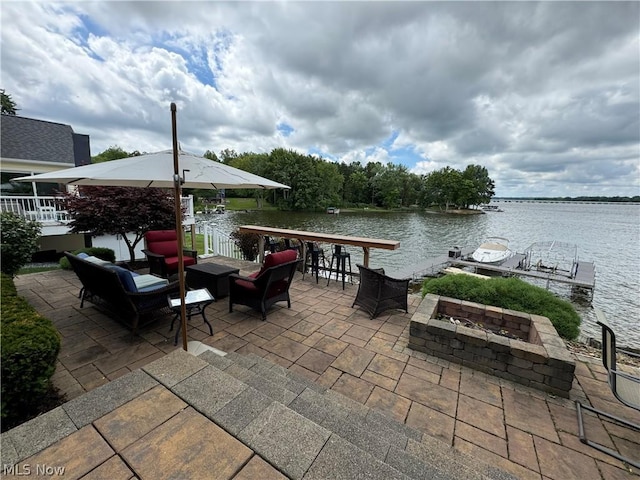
<box><xmin>203</xmin><ymin>202</ymin><xmax>640</xmax><ymax>348</ymax></box>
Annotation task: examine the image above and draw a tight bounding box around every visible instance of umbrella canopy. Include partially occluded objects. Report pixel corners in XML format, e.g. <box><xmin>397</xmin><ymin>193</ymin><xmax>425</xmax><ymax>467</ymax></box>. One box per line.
<box><xmin>16</xmin><ymin>126</ymin><xmax>290</xmax><ymax>352</ymax></box>
<box><xmin>15</xmin><ymin>149</ymin><xmax>290</xmax><ymax>190</ymax></box>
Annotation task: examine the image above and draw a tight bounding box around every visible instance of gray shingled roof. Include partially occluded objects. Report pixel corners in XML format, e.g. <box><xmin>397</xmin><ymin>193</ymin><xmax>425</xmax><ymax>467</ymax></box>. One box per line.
<box><xmin>1</xmin><ymin>115</ymin><xmax>76</xmax><ymax>165</ymax></box>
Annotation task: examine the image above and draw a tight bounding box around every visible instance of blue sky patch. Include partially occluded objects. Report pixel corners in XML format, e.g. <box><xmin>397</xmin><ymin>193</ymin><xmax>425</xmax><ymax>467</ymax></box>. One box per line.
<box><xmin>389</xmin><ymin>145</ymin><xmax>421</xmax><ymax>169</ymax></box>
<box><xmin>71</xmin><ymin>13</ymin><xmax>106</xmax><ymax>61</ymax></box>
<box><xmin>277</xmin><ymin>122</ymin><xmax>294</xmax><ymax>137</ymax></box>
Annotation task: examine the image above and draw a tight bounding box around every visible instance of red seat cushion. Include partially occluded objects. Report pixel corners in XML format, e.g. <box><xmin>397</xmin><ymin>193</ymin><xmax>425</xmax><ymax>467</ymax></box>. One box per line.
<box><xmin>234</xmin><ymin>279</ymin><xmax>259</xmax><ymax>292</ymax></box>
<box><xmin>164</xmin><ymin>255</ymin><xmax>196</xmax><ymax>272</ymax></box>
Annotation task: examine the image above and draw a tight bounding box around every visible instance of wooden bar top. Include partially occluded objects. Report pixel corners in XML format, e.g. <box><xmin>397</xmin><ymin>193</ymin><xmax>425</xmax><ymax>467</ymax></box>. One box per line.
<box><xmin>237</xmin><ymin>225</ymin><xmax>400</xmax><ymax>250</ymax></box>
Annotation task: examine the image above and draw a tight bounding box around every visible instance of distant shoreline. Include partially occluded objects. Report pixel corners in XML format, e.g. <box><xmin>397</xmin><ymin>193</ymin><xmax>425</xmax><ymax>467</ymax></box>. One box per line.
<box><xmin>493</xmin><ymin>197</ymin><xmax>639</xmax><ymax>203</ymax></box>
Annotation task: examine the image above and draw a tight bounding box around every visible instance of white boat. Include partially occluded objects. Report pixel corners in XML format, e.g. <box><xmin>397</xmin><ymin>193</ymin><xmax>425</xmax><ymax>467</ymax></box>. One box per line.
<box><xmin>471</xmin><ymin>237</ymin><xmax>513</xmax><ymax>264</ymax></box>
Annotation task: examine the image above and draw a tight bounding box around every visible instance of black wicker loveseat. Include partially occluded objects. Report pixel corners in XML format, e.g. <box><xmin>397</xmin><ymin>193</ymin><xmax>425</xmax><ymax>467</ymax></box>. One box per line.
<box><xmin>352</xmin><ymin>264</ymin><xmax>410</xmax><ymax>318</ymax></box>
<box><xmin>64</xmin><ymin>252</ymin><xmax>180</xmax><ymax>333</ymax></box>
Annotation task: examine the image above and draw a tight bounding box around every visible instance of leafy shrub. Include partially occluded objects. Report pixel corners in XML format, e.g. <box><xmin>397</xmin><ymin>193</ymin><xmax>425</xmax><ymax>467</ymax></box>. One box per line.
<box><xmin>1</xmin><ymin>273</ymin><xmax>61</xmax><ymax>430</ymax></box>
<box><xmin>1</xmin><ymin>273</ymin><xmax>18</xmax><ymax>297</ymax></box>
<box><xmin>230</xmin><ymin>229</ymin><xmax>260</xmax><ymax>261</ymax></box>
<box><xmin>1</xmin><ymin>212</ymin><xmax>41</xmax><ymax>277</ymax></box>
<box><xmin>59</xmin><ymin>247</ymin><xmax>116</xmax><ymax>270</ymax></box>
<box><xmin>422</xmin><ymin>275</ymin><xmax>581</xmax><ymax>340</ymax></box>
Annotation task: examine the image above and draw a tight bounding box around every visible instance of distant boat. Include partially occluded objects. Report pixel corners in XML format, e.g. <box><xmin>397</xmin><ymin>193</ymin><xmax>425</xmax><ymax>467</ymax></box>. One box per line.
<box><xmin>326</xmin><ymin>207</ymin><xmax>340</xmax><ymax>214</ymax></box>
<box><xmin>472</xmin><ymin>237</ymin><xmax>513</xmax><ymax>264</ymax></box>
<box><xmin>214</xmin><ymin>204</ymin><xmax>225</xmax><ymax>214</ymax></box>
<box><xmin>481</xmin><ymin>205</ymin><xmax>504</xmax><ymax>212</ymax></box>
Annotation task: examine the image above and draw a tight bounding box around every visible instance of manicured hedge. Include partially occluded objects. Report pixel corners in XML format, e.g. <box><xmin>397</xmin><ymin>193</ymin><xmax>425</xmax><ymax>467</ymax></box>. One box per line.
<box><xmin>1</xmin><ymin>273</ymin><xmax>61</xmax><ymax>430</ymax></box>
<box><xmin>58</xmin><ymin>247</ymin><xmax>116</xmax><ymax>270</ymax></box>
<box><xmin>422</xmin><ymin>274</ymin><xmax>581</xmax><ymax>340</ymax></box>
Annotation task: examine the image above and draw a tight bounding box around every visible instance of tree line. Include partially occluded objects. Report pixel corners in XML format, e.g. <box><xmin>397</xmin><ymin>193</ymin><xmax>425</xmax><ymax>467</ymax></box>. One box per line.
<box><xmin>93</xmin><ymin>146</ymin><xmax>495</xmax><ymax>212</ymax></box>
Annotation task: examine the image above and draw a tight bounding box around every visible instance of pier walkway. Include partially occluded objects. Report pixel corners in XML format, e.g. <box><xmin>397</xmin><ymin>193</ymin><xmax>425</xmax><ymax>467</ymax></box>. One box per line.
<box><xmin>387</xmin><ymin>247</ymin><xmax>475</xmax><ymax>280</ymax></box>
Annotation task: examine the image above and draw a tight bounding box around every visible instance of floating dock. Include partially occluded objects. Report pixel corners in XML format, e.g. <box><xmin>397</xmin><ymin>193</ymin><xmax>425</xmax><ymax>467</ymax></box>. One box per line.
<box><xmin>388</xmin><ymin>247</ymin><xmax>475</xmax><ymax>280</ymax></box>
<box><xmin>390</xmin><ymin>247</ymin><xmax>595</xmax><ymax>301</ymax></box>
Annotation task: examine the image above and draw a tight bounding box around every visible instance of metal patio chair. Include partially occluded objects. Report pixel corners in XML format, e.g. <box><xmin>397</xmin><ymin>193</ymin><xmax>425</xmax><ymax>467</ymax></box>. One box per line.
<box><xmin>575</xmin><ymin>308</ymin><xmax>640</xmax><ymax>469</ymax></box>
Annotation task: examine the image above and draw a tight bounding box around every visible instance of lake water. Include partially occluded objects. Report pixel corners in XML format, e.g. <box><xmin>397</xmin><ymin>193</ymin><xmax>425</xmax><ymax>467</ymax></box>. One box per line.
<box><xmin>200</xmin><ymin>202</ymin><xmax>640</xmax><ymax>348</ymax></box>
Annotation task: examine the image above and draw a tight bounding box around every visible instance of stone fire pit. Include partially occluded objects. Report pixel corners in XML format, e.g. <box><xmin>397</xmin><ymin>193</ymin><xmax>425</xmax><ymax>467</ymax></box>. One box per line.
<box><xmin>409</xmin><ymin>294</ymin><xmax>576</xmax><ymax>397</ymax></box>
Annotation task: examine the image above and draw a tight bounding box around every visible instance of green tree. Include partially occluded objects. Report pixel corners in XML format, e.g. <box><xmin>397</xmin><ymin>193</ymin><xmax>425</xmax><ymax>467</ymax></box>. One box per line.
<box><xmin>0</xmin><ymin>212</ymin><xmax>41</xmax><ymax>276</ymax></box>
<box><xmin>226</xmin><ymin>152</ymin><xmax>271</xmax><ymax>207</ymax></box>
<box><xmin>365</xmin><ymin>162</ymin><xmax>385</xmax><ymax>206</ymax></box>
<box><xmin>0</xmin><ymin>89</ymin><xmax>18</xmax><ymax>115</ymax></box>
<box><xmin>402</xmin><ymin>173</ymin><xmax>423</xmax><ymax>207</ymax></box>
<box><xmin>347</xmin><ymin>169</ymin><xmax>369</xmax><ymax>205</ymax></box>
<box><xmin>420</xmin><ymin>165</ymin><xmax>495</xmax><ymax>210</ymax></box>
<box><xmin>315</xmin><ymin>161</ymin><xmax>343</xmax><ymax>208</ymax></box>
<box><xmin>267</xmin><ymin>148</ymin><xmax>319</xmax><ymax>210</ymax></box>
<box><xmin>420</xmin><ymin>167</ymin><xmax>462</xmax><ymax>210</ymax></box>
<box><xmin>61</xmin><ymin>186</ymin><xmax>176</xmax><ymax>263</ymax></box>
<box><xmin>92</xmin><ymin>146</ymin><xmax>131</xmax><ymax>163</ymax></box>
<box><xmin>203</xmin><ymin>150</ymin><xmax>219</xmax><ymax>162</ymax></box>
<box><xmin>373</xmin><ymin>165</ymin><xmax>402</xmax><ymax>209</ymax></box>
<box><xmin>461</xmin><ymin>164</ymin><xmax>495</xmax><ymax>207</ymax></box>
<box><xmin>219</xmin><ymin>148</ymin><xmax>239</xmax><ymax>164</ymax></box>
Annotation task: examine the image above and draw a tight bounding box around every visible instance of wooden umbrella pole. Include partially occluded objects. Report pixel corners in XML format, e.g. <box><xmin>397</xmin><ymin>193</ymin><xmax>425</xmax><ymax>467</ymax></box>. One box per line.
<box><xmin>171</xmin><ymin>103</ymin><xmax>188</xmax><ymax>351</ymax></box>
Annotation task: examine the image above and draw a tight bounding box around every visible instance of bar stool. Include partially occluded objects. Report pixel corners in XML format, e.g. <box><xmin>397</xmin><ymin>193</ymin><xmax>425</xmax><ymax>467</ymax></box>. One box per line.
<box><xmin>326</xmin><ymin>244</ymin><xmax>352</xmax><ymax>289</ymax></box>
<box><xmin>284</xmin><ymin>238</ymin><xmax>302</xmax><ymax>256</ymax></box>
<box><xmin>265</xmin><ymin>236</ymin><xmax>279</xmax><ymax>253</ymax></box>
<box><xmin>303</xmin><ymin>242</ymin><xmax>325</xmax><ymax>283</ymax></box>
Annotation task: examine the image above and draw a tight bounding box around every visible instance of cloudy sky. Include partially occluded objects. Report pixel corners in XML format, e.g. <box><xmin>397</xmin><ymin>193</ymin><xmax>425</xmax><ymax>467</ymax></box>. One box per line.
<box><xmin>1</xmin><ymin>1</ymin><xmax>638</xmax><ymax>197</ymax></box>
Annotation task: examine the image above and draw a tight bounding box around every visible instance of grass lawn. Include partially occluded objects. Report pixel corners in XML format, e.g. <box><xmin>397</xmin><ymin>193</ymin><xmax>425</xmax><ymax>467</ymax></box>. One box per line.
<box><xmin>192</xmin><ymin>233</ymin><xmax>205</xmax><ymax>254</ymax></box>
<box><xmin>17</xmin><ymin>265</ymin><xmax>61</xmax><ymax>275</ymax></box>
<box><xmin>223</xmin><ymin>197</ymin><xmax>278</xmax><ymax>211</ymax></box>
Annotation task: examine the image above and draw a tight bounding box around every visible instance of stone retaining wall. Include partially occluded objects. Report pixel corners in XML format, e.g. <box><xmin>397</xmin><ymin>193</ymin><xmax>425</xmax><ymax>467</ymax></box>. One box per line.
<box><xmin>409</xmin><ymin>294</ymin><xmax>575</xmax><ymax>397</ymax></box>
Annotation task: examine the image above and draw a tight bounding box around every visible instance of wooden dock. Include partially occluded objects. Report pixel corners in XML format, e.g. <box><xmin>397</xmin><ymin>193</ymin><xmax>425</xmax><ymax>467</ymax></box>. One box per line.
<box><xmin>390</xmin><ymin>247</ymin><xmax>595</xmax><ymax>300</ymax></box>
<box><xmin>388</xmin><ymin>247</ymin><xmax>475</xmax><ymax>280</ymax></box>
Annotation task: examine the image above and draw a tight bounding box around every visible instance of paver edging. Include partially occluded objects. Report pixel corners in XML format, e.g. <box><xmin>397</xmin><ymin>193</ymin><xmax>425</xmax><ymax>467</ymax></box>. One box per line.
<box><xmin>409</xmin><ymin>294</ymin><xmax>576</xmax><ymax>397</ymax></box>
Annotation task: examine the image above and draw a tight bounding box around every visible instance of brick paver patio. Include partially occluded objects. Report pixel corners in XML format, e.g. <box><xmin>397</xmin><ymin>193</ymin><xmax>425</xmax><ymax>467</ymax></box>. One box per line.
<box><xmin>8</xmin><ymin>256</ymin><xmax>640</xmax><ymax>479</ymax></box>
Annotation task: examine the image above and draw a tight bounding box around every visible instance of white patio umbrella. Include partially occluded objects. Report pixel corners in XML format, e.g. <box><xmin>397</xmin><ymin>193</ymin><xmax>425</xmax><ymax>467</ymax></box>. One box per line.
<box><xmin>16</xmin><ymin>104</ymin><xmax>289</xmax><ymax>351</ymax></box>
<box><xmin>13</xmin><ymin>150</ymin><xmax>289</xmax><ymax>189</ymax></box>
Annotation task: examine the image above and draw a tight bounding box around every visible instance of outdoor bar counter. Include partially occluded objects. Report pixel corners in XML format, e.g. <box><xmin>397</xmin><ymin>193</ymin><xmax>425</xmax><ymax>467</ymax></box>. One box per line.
<box><xmin>237</xmin><ymin>225</ymin><xmax>400</xmax><ymax>267</ymax></box>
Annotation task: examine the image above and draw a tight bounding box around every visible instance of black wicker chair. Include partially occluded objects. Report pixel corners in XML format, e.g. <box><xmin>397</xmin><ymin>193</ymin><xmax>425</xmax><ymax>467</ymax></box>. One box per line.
<box><xmin>352</xmin><ymin>264</ymin><xmax>410</xmax><ymax>318</ymax></box>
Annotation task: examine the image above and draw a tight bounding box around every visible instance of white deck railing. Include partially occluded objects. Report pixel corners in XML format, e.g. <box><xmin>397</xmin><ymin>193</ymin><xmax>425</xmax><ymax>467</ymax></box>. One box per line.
<box><xmin>0</xmin><ymin>196</ymin><xmax>71</xmax><ymax>223</ymax></box>
<box><xmin>200</xmin><ymin>223</ymin><xmax>259</xmax><ymax>263</ymax></box>
<box><xmin>0</xmin><ymin>195</ymin><xmax>196</xmax><ymax>226</ymax></box>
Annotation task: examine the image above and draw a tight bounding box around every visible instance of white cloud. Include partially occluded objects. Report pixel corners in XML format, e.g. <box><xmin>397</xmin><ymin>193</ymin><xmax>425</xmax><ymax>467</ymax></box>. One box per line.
<box><xmin>1</xmin><ymin>1</ymin><xmax>638</xmax><ymax>197</ymax></box>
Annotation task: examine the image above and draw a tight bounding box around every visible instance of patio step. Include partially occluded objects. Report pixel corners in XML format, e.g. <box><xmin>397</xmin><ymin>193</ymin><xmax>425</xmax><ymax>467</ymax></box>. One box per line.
<box><xmin>194</xmin><ymin>350</ymin><xmax>516</xmax><ymax>480</ymax></box>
